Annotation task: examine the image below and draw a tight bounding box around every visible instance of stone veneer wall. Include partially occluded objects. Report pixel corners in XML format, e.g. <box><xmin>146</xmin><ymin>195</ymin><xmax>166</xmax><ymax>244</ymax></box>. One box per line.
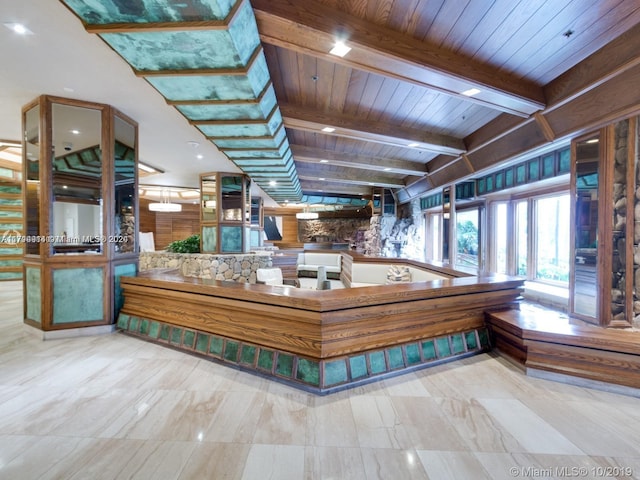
<box><xmin>612</xmin><ymin>120</ymin><xmax>628</xmax><ymax>323</ymax></box>
<box><xmin>296</xmin><ymin>199</ymin><xmax>426</xmax><ymax>259</ymax></box>
<box><xmin>139</xmin><ymin>252</ymin><xmax>272</xmax><ymax>283</ymax></box>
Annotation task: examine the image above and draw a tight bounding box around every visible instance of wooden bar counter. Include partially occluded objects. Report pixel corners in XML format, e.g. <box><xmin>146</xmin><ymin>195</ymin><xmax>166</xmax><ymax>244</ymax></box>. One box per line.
<box><xmin>117</xmin><ymin>269</ymin><xmax>524</xmax><ymax>393</ymax></box>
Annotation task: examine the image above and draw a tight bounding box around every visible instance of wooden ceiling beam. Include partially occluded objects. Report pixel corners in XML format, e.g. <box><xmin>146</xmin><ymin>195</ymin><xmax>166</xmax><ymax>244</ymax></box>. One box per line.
<box><xmin>291</xmin><ymin>144</ymin><xmax>426</xmax><ymax>176</ymax></box>
<box><xmin>300</xmin><ymin>180</ymin><xmax>372</xmax><ymax>196</ymax></box>
<box><xmin>252</xmin><ymin>0</ymin><xmax>545</xmax><ymax>117</ymax></box>
<box><xmin>281</xmin><ymin>104</ymin><xmax>465</xmax><ymax>156</ymax></box>
<box><xmin>296</xmin><ymin>166</ymin><xmax>405</xmax><ymax>188</ymax></box>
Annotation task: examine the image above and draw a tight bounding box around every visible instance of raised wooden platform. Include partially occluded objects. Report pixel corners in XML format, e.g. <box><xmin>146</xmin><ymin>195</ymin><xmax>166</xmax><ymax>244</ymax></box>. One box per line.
<box><xmin>118</xmin><ymin>269</ymin><xmax>523</xmax><ymax>393</ymax></box>
<box><xmin>487</xmin><ymin>309</ymin><xmax>640</xmax><ymax>389</ymax></box>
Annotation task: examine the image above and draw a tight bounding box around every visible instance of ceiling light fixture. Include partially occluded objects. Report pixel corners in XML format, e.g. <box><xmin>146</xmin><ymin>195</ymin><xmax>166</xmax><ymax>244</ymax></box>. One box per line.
<box><xmin>408</xmin><ymin>143</ymin><xmax>420</xmax><ymax>148</ymax></box>
<box><xmin>461</xmin><ymin>88</ymin><xmax>481</xmax><ymax>97</ymax></box>
<box><xmin>586</xmin><ymin>138</ymin><xmax>599</xmax><ymax>144</ymax></box>
<box><xmin>321</xmin><ymin>127</ymin><xmax>335</xmax><ymax>133</ymax></box>
<box><xmin>70</xmin><ymin>129</ymin><xmax>80</xmax><ymax>135</ymax></box>
<box><xmin>383</xmin><ymin>168</ymin><xmax>391</xmax><ymax>171</ymax></box>
<box><xmin>269</xmin><ymin>180</ymin><xmax>277</xmax><ymax>186</ymax></box>
<box><xmin>196</xmin><ymin>154</ymin><xmax>203</xmax><ymax>159</ymax></box>
<box><xmin>149</xmin><ymin>190</ymin><xmax>182</xmax><ymax>212</ymax></box>
<box><xmin>329</xmin><ymin>41</ymin><xmax>351</xmax><ymax>57</ymax></box>
<box><xmin>296</xmin><ymin>205</ymin><xmax>319</xmax><ymax>220</ymax></box>
<box><xmin>4</xmin><ymin>23</ymin><xmax>33</xmax><ymax>35</ymax></box>
<box><xmin>320</xmin><ymin>159</ymin><xmax>329</xmax><ymax>163</ymax></box>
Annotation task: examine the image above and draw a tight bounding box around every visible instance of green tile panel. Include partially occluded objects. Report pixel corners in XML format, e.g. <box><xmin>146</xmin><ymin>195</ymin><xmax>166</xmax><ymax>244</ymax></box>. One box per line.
<box><xmin>52</xmin><ymin>267</ymin><xmax>104</xmax><ymax>324</ymax></box>
<box><xmin>115</xmin><ymin>315</ymin><xmax>491</xmax><ymax>393</ymax></box>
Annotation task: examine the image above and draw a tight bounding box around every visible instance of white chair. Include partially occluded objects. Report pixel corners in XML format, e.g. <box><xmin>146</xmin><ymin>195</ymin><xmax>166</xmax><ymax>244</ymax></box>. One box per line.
<box><xmin>256</xmin><ymin>268</ymin><xmax>299</xmax><ymax>287</ymax></box>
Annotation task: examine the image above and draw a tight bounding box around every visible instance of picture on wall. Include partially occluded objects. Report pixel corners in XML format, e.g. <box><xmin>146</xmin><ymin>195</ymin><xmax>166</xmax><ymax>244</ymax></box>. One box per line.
<box><xmin>263</xmin><ymin>215</ymin><xmax>283</xmax><ymax>241</ymax></box>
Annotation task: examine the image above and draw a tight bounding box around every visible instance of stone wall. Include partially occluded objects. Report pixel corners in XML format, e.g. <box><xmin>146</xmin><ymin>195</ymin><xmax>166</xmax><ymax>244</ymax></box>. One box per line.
<box><xmin>139</xmin><ymin>252</ymin><xmax>272</xmax><ymax>283</ymax></box>
<box><xmin>365</xmin><ymin>199</ymin><xmax>425</xmax><ymax>259</ymax></box>
<box><xmin>298</xmin><ymin>217</ymin><xmax>370</xmax><ymax>248</ymax></box>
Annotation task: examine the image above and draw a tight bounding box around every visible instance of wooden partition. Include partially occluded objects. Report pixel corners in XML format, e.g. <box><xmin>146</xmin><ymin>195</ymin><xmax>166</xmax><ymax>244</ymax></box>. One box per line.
<box><xmin>118</xmin><ymin>269</ymin><xmax>523</xmax><ymax>393</ymax></box>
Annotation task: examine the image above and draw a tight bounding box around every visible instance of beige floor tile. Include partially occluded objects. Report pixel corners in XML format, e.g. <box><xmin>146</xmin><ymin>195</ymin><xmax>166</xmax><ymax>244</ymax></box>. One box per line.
<box><xmin>241</xmin><ymin>444</ymin><xmax>305</xmax><ymax>480</ymax></box>
<box><xmin>417</xmin><ymin>450</ymin><xmax>493</xmax><ymax>480</ymax></box>
<box><xmin>303</xmin><ymin>446</ymin><xmax>367</xmax><ymax>480</ymax></box>
<box><xmin>350</xmin><ymin>395</ymin><xmax>412</xmax><ymax>449</ymax></box>
<box><xmin>306</xmin><ymin>394</ymin><xmax>360</xmax><ymax>447</ymax></box>
<box><xmin>178</xmin><ymin>442</ymin><xmax>250</xmax><ymax>479</ymax></box>
<box><xmin>360</xmin><ymin>448</ymin><xmax>429</xmax><ymax>479</ymax></box>
<box><xmin>477</xmin><ymin>399</ymin><xmax>584</xmax><ymax>455</ymax></box>
<box><xmin>252</xmin><ymin>391</ymin><xmax>310</xmax><ymax>445</ymax></box>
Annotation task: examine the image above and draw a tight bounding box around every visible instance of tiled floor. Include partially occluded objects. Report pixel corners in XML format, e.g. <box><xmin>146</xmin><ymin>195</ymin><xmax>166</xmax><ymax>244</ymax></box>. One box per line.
<box><xmin>1</xmin><ymin>281</ymin><xmax>640</xmax><ymax>479</ymax></box>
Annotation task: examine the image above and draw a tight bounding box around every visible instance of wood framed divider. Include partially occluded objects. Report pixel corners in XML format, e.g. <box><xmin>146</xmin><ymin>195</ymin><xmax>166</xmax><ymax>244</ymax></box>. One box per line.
<box><xmin>117</xmin><ymin>268</ymin><xmax>523</xmax><ymax>393</ymax></box>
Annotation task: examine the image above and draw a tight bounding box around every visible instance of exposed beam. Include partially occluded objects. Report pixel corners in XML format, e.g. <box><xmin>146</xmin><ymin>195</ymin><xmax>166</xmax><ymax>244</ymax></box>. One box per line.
<box><xmin>281</xmin><ymin>104</ymin><xmax>465</xmax><ymax>156</ymax></box>
<box><xmin>252</xmin><ymin>0</ymin><xmax>545</xmax><ymax>117</ymax></box>
<box><xmin>301</xmin><ymin>180</ymin><xmax>372</xmax><ymax>196</ymax></box>
<box><xmin>291</xmin><ymin>144</ymin><xmax>426</xmax><ymax>176</ymax></box>
<box><xmin>296</xmin><ymin>166</ymin><xmax>405</xmax><ymax>188</ymax></box>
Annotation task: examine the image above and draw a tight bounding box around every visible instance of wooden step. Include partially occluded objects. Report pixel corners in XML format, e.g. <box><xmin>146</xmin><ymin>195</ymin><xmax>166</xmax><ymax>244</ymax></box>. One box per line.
<box><xmin>486</xmin><ymin>309</ymin><xmax>640</xmax><ymax>389</ymax></box>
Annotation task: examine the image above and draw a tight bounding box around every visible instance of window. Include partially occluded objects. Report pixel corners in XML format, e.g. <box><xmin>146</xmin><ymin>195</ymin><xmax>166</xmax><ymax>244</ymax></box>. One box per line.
<box><xmin>515</xmin><ymin>200</ymin><xmax>528</xmax><ymax>276</ymax></box>
<box><xmin>456</xmin><ymin>208</ymin><xmax>480</xmax><ymax>268</ymax></box>
<box><xmin>534</xmin><ymin>194</ymin><xmax>570</xmax><ymax>283</ymax></box>
<box><xmin>425</xmin><ymin>213</ymin><xmax>442</xmax><ymax>262</ymax></box>
<box><xmin>485</xmin><ymin>191</ymin><xmax>569</xmax><ymax>285</ymax></box>
<box><xmin>493</xmin><ymin>202</ymin><xmax>508</xmax><ymax>274</ymax></box>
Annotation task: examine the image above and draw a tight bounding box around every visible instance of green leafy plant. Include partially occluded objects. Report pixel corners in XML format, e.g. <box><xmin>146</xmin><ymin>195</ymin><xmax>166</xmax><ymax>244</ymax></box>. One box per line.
<box><xmin>166</xmin><ymin>234</ymin><xmax>200</xmax><ymax>253</ymax></box>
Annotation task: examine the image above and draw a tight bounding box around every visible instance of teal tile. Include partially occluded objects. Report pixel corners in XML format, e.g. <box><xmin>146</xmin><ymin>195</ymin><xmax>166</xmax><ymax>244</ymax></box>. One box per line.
<box><xmin>369</xmin><ymin>351</ymin><xmax>387</xmax><ymax>375</ymax></box>
<box><xmin>478</xmin><ymin>328</ymin><xmax>491</xmax><ymax>348</ymax></box>
<box><xmin>116</xmin><ymin>314</ymin><xmax>129</xmax><ymax>329</ymax></box>
<box><xmin>296</xmin><ymin>358</ymin><xmax>320</xmax><ymax>386</ymax></box>
<box><xmin>209</xmin><ymin>336</ymin><xmax>223</xmax><ymax>356</ymax></box>
<box><xmin>240</xmin><ymin>345</ymin><xmax>256</xmax><ymax>365</ymax></box>
<box><xmin>405</xmin><ymin>343</ymin><xmax>421</xmax><ymax>365</ymax></box>
<box><xmin>148</xmin><ymin>321</ymin><xmax>160</xmax><ymax>338</ymax></box>
<box><xmin>422</xmin><ymin>340</ymin><xmax>437</xmax><ymax>360</ymax></box>
<box><xmin>436</xmin><ymin>337</ymin><xmax>451</xmax><ymax>357</ymax></box>
<box><xmin>139</xmin><ymin>319</ymin><xmax>149</xmax><ymax>335</ymax></box>
<box><xmin>223</xmin><ymin>340</ymin><xmax>239</xmax><ymax>362</ymax></box>
<box><xmin>170</xmin><ymin>327</ymin><xmax>183</xmax><ymax>345</ymax></box>
<box><xmin>276</xmin><ymin>353</ymin><xmax>294</xmax><ymax>377</ymax></box>
<box><xmin>25</xmin><ymin>267</ymin><xmax>41</xmax><ymax>324</ymax></box>
<box><xmin>195</xmin><ymin>333</ymin><xmax>209</xmax><ymax>353</ymax></box>
<box><xmin>388</xmin><ymin>347</ymin><xmax>404</xmax><ymax>370</ymax></box>
<box><xmin>183</xmin><ymin>330</ymin><xmax>196</xmax><ymax>348</ymax></box>
<box><xmin>129</xmin><ymin>317</ymin><xmax>139</xmax><ymax>332</ymax></box>
<box><xmin>257</xmin><ymin>349</ymin><xmax>274</xmax><ymax>371</ymax></box>
<box><xmin>52</xmin><ymin>267</ymin><xmax>104</xmax><ymax>324</ymax></box>
<box><xmin>159</xmin><ymin>324</ymin><xmax>170</xmax><ymax>341</ymax></box>
<box><xmin>451</xmin><ymin>334</ymin><xmax>466</xmax><ymax>355</ymax></box>
<box><xmin>324</xmin><ymin>360</ymin><xmax>348</xmax><ymax>387</ymax></box>
<box><xmin>465</xmin><ymin>331</ymin><xmax>478</xmax><ymax>350</ymax></box>
<box><xmin>349</xmin><ymin>355</ymin><xmax>368</xmax><ymax>379</ymax></box>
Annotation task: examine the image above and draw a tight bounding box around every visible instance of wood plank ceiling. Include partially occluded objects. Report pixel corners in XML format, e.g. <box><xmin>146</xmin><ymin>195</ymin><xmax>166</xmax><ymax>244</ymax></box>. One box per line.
<box><xmin>254</xmin><ymin>0</ymin><xmax>640</xmax><ymax>202</ymax></box>
<box><xmin>61</xmin><ymin>0</ymin><xmax>640</xmax><ymax>205</ymax></box>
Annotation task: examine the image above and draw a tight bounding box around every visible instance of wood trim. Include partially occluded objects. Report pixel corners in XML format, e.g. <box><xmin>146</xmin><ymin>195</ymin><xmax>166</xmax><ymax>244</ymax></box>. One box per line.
<box><xmin>534</xmin><ymin>112</ymin><xmax>555</xmax><ymax>142</ymax></box>
<box><xmin>120</xmin><ymin>269</ymin><xmax>523</xmax><ymax>359</ymax></box>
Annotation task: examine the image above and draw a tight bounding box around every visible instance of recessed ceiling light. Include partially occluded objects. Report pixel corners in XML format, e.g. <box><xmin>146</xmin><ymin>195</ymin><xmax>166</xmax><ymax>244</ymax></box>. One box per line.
<box><xmin>461</xmin><ymin>88</ymin><xmax>481</xmax><ymax>97</ymax></box>
<box><xmin>196</xmin><ymin>154</ymin><xmax>203</xmax><ymax>159</ymax></box>
<box><xmin>321</xmin><ymin>127</ymin><xmax>335</xmax><ymax>133</ymax></box>
<box><xmin>383</xmin><ymin>168</ymin><xmax>391</xmax><ymax>171</ymax></box>
<box><xmin>70</xmin><ymin>129</ymin><xmax>80</xmax><ymax>135</ymax></box>
<box><xmin>408</xmin><ymin>143</ymin><xmax>420</xmax><ymax>148</ymax></box>
<box><xmin>319</xmin><ymin>177</ymin><xmax>325</xmax><ymax>181</ymax></box>
<box><xmin>4</xmin><ymin>23</ymin><xmax>33</xmax><ymax>35</ymax></box>
<box><xmin>62</xmin><ymin>185</ymin><xmax>68</xmax><ymax>189</ymax></box>
<box><xmin>269</xmin><ymin>181</ymin><xmax>277</xmax><ymax>186</ymax></box>
<box><xmin>320</xmin><ymin>159</ymin><xmax>329</xmax><ymax>163</ymax></box>
<box><xmin>329</xmin><ymin>41</ymin><xmax>351</xmax><ymax>57</ymax></box>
